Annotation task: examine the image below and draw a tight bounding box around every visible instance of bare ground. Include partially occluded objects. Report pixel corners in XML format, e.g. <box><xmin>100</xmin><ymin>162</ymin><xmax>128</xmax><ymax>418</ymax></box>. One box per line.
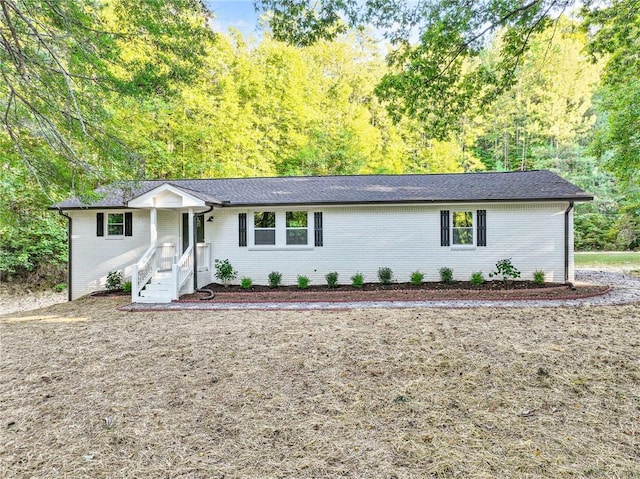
<box><xmin>1</xmin><ymin>297</ymin><xmax>639</xmax><ymax>478</ymax></box>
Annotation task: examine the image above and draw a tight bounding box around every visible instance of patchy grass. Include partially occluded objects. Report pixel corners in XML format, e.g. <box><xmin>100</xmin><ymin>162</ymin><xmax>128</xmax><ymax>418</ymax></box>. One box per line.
<box><xmin>576</xmin><ymin>251</ymin><xmax>640</xmax><ymax>269</ymax></box>
<box><xmin>1</xmin><ymin>298</ymin><xmax>639</xmax><ymax>478</ymax></box>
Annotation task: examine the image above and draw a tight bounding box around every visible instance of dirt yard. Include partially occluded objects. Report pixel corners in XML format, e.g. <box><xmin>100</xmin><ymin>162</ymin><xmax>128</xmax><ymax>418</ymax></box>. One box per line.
<box><xmin>1</xmin><ymin>297</ymin><xmax>639</xmax><ymax>478</ymax></box>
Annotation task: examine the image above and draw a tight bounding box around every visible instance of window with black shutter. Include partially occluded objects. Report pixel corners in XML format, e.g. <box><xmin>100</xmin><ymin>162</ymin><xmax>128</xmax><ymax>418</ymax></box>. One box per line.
<box><xmin>96</xmin><ymin>213</ymin><xmax>104</xmax><ymax>237</ymax></box>
<box><xmin>314</xmin><ymin>212</ymin><xmax>323</xmax><ymax>247</ymax></box>
<box><xmin>476</xmin><ymin>209</ymin><xmax>486</xmax><ymax>247</ymax></box>
<box><xmin>238</xmin><ymin>213</ymin><xmax>247</xmax><ymax>247</ymax></box>
<box><xmin>440</xmin><ymin>210</ymin><xmax>450</xmax><ymax>246</ymax></box>
<box><xmin>124</xmin><ymin>212</ymin><xmax>133</xmax><ymax>237</ymax></box>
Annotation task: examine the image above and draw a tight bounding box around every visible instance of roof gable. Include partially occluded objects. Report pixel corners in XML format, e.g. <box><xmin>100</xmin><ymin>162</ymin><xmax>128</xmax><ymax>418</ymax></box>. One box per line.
<box><xmin>127</xmin><ymin>183</ymin><xmax>220</xmax><ymax>208</ymax></box>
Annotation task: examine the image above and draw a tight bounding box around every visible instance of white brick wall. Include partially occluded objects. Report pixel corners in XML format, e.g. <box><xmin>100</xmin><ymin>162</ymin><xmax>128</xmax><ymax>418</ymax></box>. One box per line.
<box><xmin>207</xmin><ymin>202</ymin><xmax>573</xmax><ymax>287</ymax></box>
<box><xmin>68</xmin><ymin>210</ymin><xmax>150</xmax><ymax>299</ymax></box>
<box><xmin>67</xmin><ymin>201</ymin><xmax>575</xmax><ymax>299</ymax></box>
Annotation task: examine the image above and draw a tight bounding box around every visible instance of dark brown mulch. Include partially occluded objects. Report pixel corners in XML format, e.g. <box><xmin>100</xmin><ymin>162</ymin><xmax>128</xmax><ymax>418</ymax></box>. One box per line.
<box><xmin>181</xmin><ymin>281</ymin><xmax>610</xmax><ymax>303</ymax></box>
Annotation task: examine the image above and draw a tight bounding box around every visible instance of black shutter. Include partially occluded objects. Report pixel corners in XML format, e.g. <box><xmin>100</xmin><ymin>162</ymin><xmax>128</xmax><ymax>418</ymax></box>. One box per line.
<box><xmin>125</xmin><ymin>212</ymin><xmax>133</xmax><ymax>237</ymax></box>
<box><xmin>477</xmin><ymin>209</ymin><xmax>486</xmax><ymax>246</ymax></box>
<box><xmin>440</xmin><ymin>210</ymin><xmax>450</xmax><ymax>246</ymax></box>
<box><xmin>239</xmin><ymin>213</ymin><xmax>247</xmax><ymax>247</ymax></box>
<box><xmin>96</xmin><ymin>213</ymin><xmax>104</xmax><ymax>237</ymax></box>
<box><xmin>314</xmin><ymin>212</ymin><xmax>323</xmax><ymax>247</ymax></box>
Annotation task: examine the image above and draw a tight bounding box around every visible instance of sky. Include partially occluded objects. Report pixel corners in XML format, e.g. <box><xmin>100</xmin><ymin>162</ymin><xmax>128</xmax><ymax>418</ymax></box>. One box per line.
<box><xmin>205</xmin><ymin>1</ymin><xmax>262</xmax><ymax>38</ymax></box>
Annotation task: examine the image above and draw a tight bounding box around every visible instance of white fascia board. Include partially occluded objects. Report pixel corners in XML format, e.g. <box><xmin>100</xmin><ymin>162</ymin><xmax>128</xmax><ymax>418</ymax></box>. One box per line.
<box><xmin>127</xmin><ymin>183</ymin><xmax>207</xmax><ymax>208</ymax></box>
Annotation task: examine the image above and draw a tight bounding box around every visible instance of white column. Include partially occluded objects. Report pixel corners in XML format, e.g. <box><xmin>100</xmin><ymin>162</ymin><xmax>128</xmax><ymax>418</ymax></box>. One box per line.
<box><xmin>150</xmin><ymin>208</ymin><xmax>158</xmax><ymax>246</ymax></box>
<box><xmin>188</xmin><ymin>208</ymin><xmax>194</xmax><ymax>250</ymax></box>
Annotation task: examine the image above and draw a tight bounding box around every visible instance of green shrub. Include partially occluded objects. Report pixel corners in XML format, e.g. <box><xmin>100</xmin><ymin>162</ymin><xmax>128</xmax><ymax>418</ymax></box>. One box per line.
<box><xmin>378</xmin><ymin>267</ymin><xmax>394</xmax><ymax>284</ymax></box>
<box><xmin>122</xmin><ymin>281</ymin><xmax>132</xmax><ymax>294</ymax></box>
<box><xmin>489</xmin><ymin>258</ymin><xmax>521</xmax><ymax>287</ymax></box>
<box><xmin>214</xmin><ymin>259</ymin><xmax>237</xmax><ymax>286</ymax></box>
<box><xmin>470</xmin><ymin>271</ymin><xmax>485</xmax><ymax>286</ymax></box>
<box><xmin>351</xmin><ymin>272</ymin><xmax>365</xmax><ymax>288</ymax></box>
<box><xmin>268</xmin><ymin>271</ymin><xmax>282</xmax><ymax>288</ymax></box>
<box><xmin>297</xmin><ymin>275</ymin><xmax>310</xmax><ymax>289</ymax></box>
<box><xmin>439</xmin><ymin>267</ymin><xmax>453</xmax><ymax>284</ymax></box>
<box><xmin>533</xmin><ymin>270</ymin><xmax>545</xmax><ymax>285</ymax></box>
<box><xmin>240</xmin><ymin>277</ymin><xmax>253</xmax><ymax>290</ymax></box>
<box><xmin>325</xmin><ymin>271</ymin><xmax>339</xmax><ymax>288</ymax></box>
<box><xmin>54</xmin><ymin>283</ymin><xmax>66</xmax><ymax>293</ymax></box>
<box><xmin>106</xmin><ymin>271</ymin><xmax>122</xmax><ymax>291</ymax></box>
<box><xmin>410</xmin><ymin>271</ymin><xmax>424</xmax><ymax>285</ymax></box>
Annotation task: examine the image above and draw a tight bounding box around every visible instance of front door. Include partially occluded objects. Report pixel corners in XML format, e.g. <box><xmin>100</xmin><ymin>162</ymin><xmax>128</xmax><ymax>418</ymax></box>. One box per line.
<box><xmin>182</xmin><ymin>213</ymin><xmax>205</xmax><ymax>254</ymax></box>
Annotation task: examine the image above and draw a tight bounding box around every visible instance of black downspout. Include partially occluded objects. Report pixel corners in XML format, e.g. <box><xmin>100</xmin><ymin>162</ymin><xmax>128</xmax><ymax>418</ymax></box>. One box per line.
<box><xmin>564</xmin><ymin>202</ymin><xmax>574</xmax><ymax>284</ymax></box>
<box><xmin>58</xmin><ymin>209</ymin><xmax>72</xmax><ymax>301</ymax></box>
<box><xmin>193</xmin><ymin>205</ymin><xmax>214</xmax><ymax>292</ymax></box>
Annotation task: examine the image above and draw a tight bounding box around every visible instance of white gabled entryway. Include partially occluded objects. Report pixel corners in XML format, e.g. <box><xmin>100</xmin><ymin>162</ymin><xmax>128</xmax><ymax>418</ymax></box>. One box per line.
<box><xmin>127</xmin><ymin>183</ymin><xmax>217</xmax><ymax>303</ymax></box>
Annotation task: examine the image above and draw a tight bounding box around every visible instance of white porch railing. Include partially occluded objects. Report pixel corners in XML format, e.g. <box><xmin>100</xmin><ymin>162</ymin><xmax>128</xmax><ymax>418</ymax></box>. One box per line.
<box><xmin>172</xmin><ymin>245</ymin><xmax>194</xmax><ymax>299</ymax></box>
<box><xmin>158</xmin><ymin>243</ymin><xmax>176</xmax><ymax>271</ymax></box>
<box><xmin>196</xmin><ymin>243</ymin><xmax>211</xmax><ymax>272</ymax></box>
<box><xmin>131</xmin><ymin>245</ymin><xmax>157</xmax><ymax>300</ymax></box>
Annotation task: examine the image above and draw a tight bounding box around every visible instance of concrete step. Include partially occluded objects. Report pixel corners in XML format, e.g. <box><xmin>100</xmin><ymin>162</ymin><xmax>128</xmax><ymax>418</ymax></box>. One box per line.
<box><xmin>144</xmin><ymin>284</ymin><xmax>173</xmax><ymax>293</ymax></box>
<box><xmin>136</xmin><ymin>295</ymin><xmax>173</xmax><ymax>304</ymax></box>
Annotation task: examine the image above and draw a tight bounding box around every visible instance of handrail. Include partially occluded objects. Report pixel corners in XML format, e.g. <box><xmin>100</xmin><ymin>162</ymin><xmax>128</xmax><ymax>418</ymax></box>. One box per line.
<box><xmin>131</xmin><ymin>244</ymin><xmax>157</xmax><ymax>300</ymax></box>
<box><xmin>172</xmin><ymin>245</ymin><xmax>193</xmax><ymax>299</ymax></box>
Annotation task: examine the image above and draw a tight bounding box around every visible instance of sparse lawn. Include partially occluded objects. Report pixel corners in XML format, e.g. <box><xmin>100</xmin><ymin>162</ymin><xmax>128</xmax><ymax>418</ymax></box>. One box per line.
<box><xmin>575</xmin><ymin>251</ymin><xmax>640</xmax><ymax>269</ymax></box>
<box><xmin>1</xmin><ymin>298</ymin><xmax>639</xmax><ymax>478</ymax></box>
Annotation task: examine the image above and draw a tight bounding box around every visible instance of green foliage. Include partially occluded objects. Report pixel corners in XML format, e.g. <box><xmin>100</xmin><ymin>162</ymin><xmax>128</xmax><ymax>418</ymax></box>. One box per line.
<box><xmin>439</xmin><ymin>267</ymin><xmax>454</xmax><ymax>284</ymax></box>
<box><xmin>377</xmin><ymin>267</ymin><xmax>394</xmax><ymax>285</ymax></box>
<box><xmin>54</xmin><ymin>283</ymin><xmax>67</xmax><ymax>293</ymax></box>
<box><xmin>122</xmin><ymin>281</ymin><xmax>132</xmax><ymax>294</ymax></box>
<box><xmin>268</xmin><ymin>271</ymin><xmax>282</xmax><ymax>288</ymax></box>
<box><xmin>489</xmin><ymin>258</ymin><xmax>521</xmax><ymax>287</ymax></box>
<box><xmin>410</xmin><ymin>271</ymin><xmax>424</xmax><ymax>285</ymax></box>
<box><xmin>240</xmin><ymin>277</ymin><xmax>253</xmax><ymax>290</ymax></box>
<box><xmin>325</xmin><ymin>271</ymin><xmax>339</xmax><ymax>288</ymax></box>
<box><xmin>533</xmin><ymin>270</ymin><xmax>545</xmax><ymax>285</ymax></box>
<box><xmin>351</xmin><ymin>272</ymin><xmax>364</xmax><ymax>288</ymax></box>
<box><xmin>470</xmin><ymin>272</ymin><xmax>485</xmax><ymax>286</ymax></box>
<box><xmin>106</xmin><ymin>271</ymin><xmax>123</xmax><ymax>291</ymax></box>
<box><xmin>214</xmin><ymin>259</ymin><xmax>237</xmax><ymax>285</ymax></box>
<box><xmin>297</xmin><ymin>275</ymin><xmax>310</xmax><ymax>289</ymax></box>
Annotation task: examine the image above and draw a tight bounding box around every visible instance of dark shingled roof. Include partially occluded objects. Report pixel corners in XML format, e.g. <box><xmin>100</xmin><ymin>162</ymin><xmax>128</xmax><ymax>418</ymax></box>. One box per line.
<box><xmin>52</xmin><ymin>170</ymin><xmax>593</xmax><ymax>209</ymax></box>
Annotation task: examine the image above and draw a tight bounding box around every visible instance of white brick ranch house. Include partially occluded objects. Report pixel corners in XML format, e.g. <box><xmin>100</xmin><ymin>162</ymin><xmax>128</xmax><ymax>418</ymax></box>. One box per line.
<box><xmin>53</xmin><ymin>170</ymin><xmax>593</xmax><ymax>303</ymax></box>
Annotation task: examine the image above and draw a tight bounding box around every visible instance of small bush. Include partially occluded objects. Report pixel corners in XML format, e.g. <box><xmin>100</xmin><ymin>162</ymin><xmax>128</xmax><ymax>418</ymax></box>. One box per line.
<box><xmin>106</xmin><ymin>271</ymin><xmax>122</xmax><ymax>291</ymax></box>
<box><xmin>439</xmin><ymin>267</ymin><xmax>453</xmax><ymax>284</ymax></box>
<box><xmin>122</xmin><ymin>281</ymin><xmax>132</xmax><ymax>294</ymax></box>
<box><xmin>533</xmin><ymin>270</ymin><xmax>545</xmax><ymax>285</ymax></box>
<box><xmin>489</xmin><ymin>258</ymin><xmax>521</xmax><ymax>287</ymax></box>
<box><xmin>378</xmin><ymin>267</ymin><xmax>394</xmax><ymax>285</ymax></box>
<box><xmin>297</xmin><ymin>275</ymin><xmax>310</xmax><ymax>289</ymax></box>
<box><xmin>410</xmin><ymin>271</ymin><xmax>424</xmax><ymax>285</ymax></box>
<box><xmin>54</xmin><ymin>283</ymin><xmax>66</xmax><ymax>293</ymax></box>
<box><xmin>268</xmin><ymin>271</ymin><xmax>282</xmax><ymax>288</ymax></box>
<box><xmin>214</xmin><ymin>258</ymin><xmax>237</xmax><ymax>286</ymax></box>
<box><xmin>470</xmin><ymin>271</ymin><xmax>485</xmax><ymax>286</ymax></box>
<box><xmin>325</xmin><ymin>271</ymin><xmax>339</xmax><ymax>288</ymax></box>
<box><xmin>351</xmin><ymin>272</ymin><xmax>365</xmax><ymax>288</ymax></box>
<box><xmin>240</xmin><ymin>277</ymin><xmax>253</xmax><ymax>290</ymax></box>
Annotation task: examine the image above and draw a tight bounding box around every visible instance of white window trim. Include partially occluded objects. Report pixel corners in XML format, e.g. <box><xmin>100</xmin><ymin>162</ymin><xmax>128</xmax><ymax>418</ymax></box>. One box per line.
<box><xmin>248</xmin><ymin>210</ymin><xmax>312</xmax><ymax>249</ymax></box>
<box><xmin>253</xmin><ymin>211</ymin><xmax>277</xmax><ymax>246</ymax></box>
<box><xmin>450</xmin><ymin>210</ymin><xmax>476</xmax><ymax>249</ymax></box>
<box><xmin>106</xmin><ymin>211</ymin><xmax>125</xmax><ymax>240</ymax></box>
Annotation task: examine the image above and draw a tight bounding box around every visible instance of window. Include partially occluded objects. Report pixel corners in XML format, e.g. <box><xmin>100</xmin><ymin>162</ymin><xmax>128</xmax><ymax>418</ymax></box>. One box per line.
<box><xmin>254</xmin><ymin>212</ymin><xmax>276</xmax><ymax>245</ymax></box>
<box><xmin>286</xmin><ymin>211</ymin><xmax>308</xmax><ymax>245</ymax></box>
<box><xmin>107</xmin><ymin>213</ymin><xmax>124</xmax><ymax>236</ymax></box>
<box><xmin>452</xmin><ymin>211</ymin><xmax>473</xmax><ymax>245</ymax></box>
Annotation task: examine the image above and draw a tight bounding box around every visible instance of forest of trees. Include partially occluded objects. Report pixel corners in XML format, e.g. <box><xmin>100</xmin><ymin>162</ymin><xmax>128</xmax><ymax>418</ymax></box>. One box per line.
<box><xmin>0</xmin><ymin>0</ymin><xmax>638</xmax><ymax>283</ymax></box>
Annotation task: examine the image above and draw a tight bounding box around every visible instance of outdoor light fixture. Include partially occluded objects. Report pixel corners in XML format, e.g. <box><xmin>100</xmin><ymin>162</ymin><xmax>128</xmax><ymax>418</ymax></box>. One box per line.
<box><xmin>206</xmin><ymin>215</ymin><xmax>214</xmax><ymax>222</ymax></box>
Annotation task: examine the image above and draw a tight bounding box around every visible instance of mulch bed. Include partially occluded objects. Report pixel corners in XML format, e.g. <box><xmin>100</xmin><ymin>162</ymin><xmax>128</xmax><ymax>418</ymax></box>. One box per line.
<box><xmin>181</xmin><ymin>281</ymin><xmax>611</xmax><ymax>302</ymax></box>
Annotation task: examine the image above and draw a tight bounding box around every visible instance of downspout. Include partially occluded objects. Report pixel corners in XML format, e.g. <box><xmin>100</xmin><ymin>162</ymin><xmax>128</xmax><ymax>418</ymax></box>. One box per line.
<box><xmin>58</xmin><ymin>209</ymin><xmax>72</xmax><ymax>301</ymax></box>
<box><xmin>564</xmin><ymin>202</ymin><xmax>574</xmax><ymax>285</ymax></box>
<box><xmin>193</xmin><ymin>204</ymin><xmax>214</xmax><ymax>292</ymax></box>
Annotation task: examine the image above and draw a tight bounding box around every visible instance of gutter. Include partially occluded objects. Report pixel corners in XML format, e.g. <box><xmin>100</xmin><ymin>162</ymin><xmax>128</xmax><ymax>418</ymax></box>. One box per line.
<box><xmin>193</xmin><ymin>204</ymin><xmax>214</xmax><ymax>292</ymax></box>
<box><xmin>564</xmin><ymin>202</ymin><xmax>574</xmax><ymax>284</ymax></box>
<box><xmin>57</xmin><ymin>209</ymin><xmax>72</xmax><ymax>301</ymax></box>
